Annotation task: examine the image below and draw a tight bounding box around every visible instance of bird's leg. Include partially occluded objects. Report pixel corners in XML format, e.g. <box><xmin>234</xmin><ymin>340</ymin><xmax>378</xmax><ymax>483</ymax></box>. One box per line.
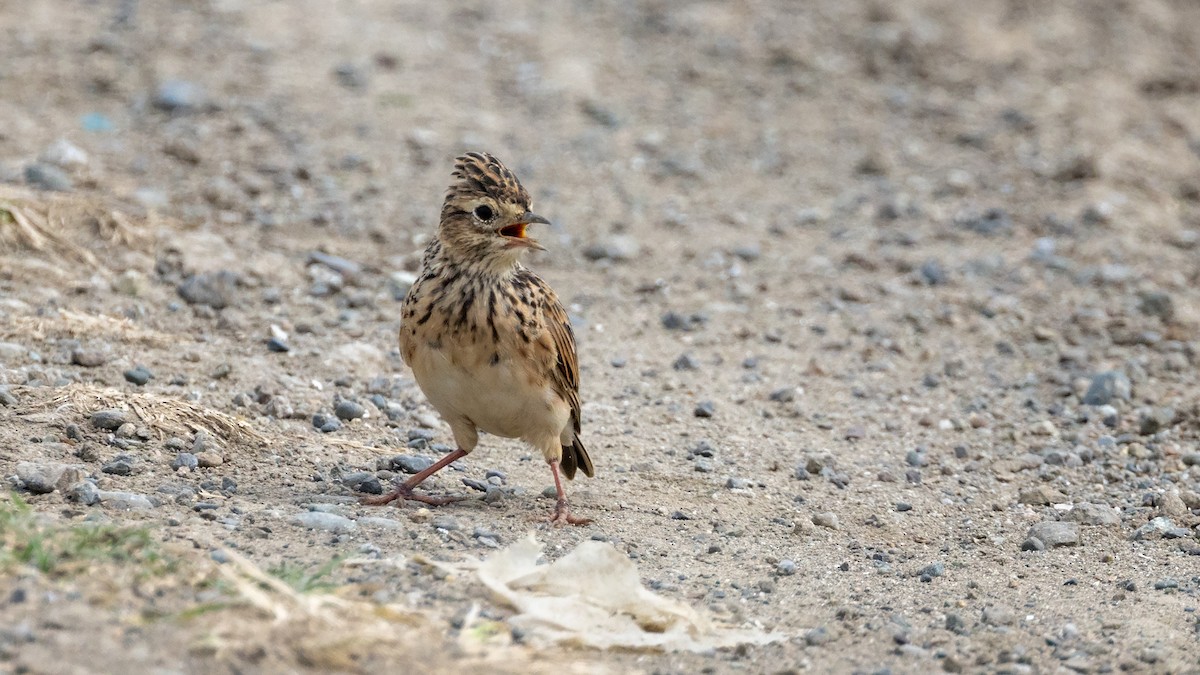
<box><xmin>547</xmin><ymin>459</ymin><xmax>591</xmax><ymax>526</ymax></box>
<box><xmin>362</xmin><ymin>448</ymin><xmax>468</xmax><ymax>507</ymax></box>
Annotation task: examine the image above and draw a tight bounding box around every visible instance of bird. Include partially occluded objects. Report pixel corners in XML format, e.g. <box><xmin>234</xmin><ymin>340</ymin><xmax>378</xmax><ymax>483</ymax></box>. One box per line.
<box><xmin>363</xmin><ymin>151</ymin><xmax>595</xmax><ymax>526</ymax></box>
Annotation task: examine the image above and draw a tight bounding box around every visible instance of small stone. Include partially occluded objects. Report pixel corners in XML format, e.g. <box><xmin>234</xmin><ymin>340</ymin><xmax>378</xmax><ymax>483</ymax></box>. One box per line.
<box><xmin>1082</xmin><ymin>371</ymin><xmax>1132</xmax><ymax>406</ymax></box>
<box><xmin>123</xmin><ymin>366</ymin><xmax>153</xmax><ymax>385</ymax></box>
<box><xmin>0</xmin><ymin>386</ymin><xmax>18</xmax><ymax>406</ymax></box>
<box><xmin>312</xmin><ymin>413</ymin><xmax>342</xmax><ymax>433</ymax></box>
<box><xmin>1138</xmin><ymin>407</ymin><xmax>1176</xmax><ymax>435</ymax></box>
<box><xmin>40</xmin><ymin>138</ymin><xmax>89</xmax><ymax>168</ymax></box>
<box><xmin>177</xmin><ymin>271</ymin><xmax>239</xmax><ymax>309</ymax></box>
<box><xmin>1153</xmin><ymin>579</ymin><xmax>1179</xmax><ymax>591</ymax></box>
<box><xmin>391</xmin><ymin>455</ymin><xmax>434</xmax><ymax>474</ymax></box>
<box><xmin>24</xmin><ymin>163</ymin><xmax>73</xmax><ymax>191</ymax></box>
<box><xmin>918</xmin><ymin>562</ymin><xmax>945</xmax><ymax>582</ymax></box>
<box><xmin>101</xmin><ymin>457</ymin><xmax>135</xmax><ymax>476</ymax></box>
<box><xmin>1066</xmin><ymin>502</ymin><xmax>1120</xmax><ymax>526</ymax></box>
<box><xmin>804</xmin><ymin>626</ymin><xmax>832</xmax><ymax>646</ymax></box>
<box><xmin>661</xmin><ymin>311</ymin><xmax>706</xmax><ymax>332</ymax></box>
<box><xmin>895</xmin><ymin>502</ymin><xmax>912</xmax><ymax>512</ymax></box>
<box><xmin>98</xmin><ymin>490</ymin><xmax>157</xmax><ymax>511</ymax></box>
<box><xmin>945</xmin><ymin>613</ymin><xmax>967</xmax><ymax>634</ymax></box>
<box><xmin>769</xmin><ymin>387</ymin><xmax>797</xmax><ymax>403</ymax></box>
<box><xmin>1020</xmin><ymin>537</ymin><xmax>1046</xmax><ymax>551</ymax></box>
<box><xmin>812</xmin><ymin>512</ymin><xmax>840</xmax><ymax>529</ymax></box>
<box><xmin>90</xmin><ymin>409</ymin><xmax>128</xmax><ymax>430</ymax></box>
<box><xmin>777</xmin><ymin>559</ymin><xmax>797</xmax><ymax>576</ymax></box>
<box><xmin>195</xmin><ymin>451</ymin><xmax>224</xmax><ymax>468</ymax></box>
<box><xmin>264</xmin><ymin>396</ymin><xmax>294</xmax><ymax>418</ymax></box>
<box><xmin>919</xmin><ymin>259</ymin><xmax>947</xmax><ymax>285</ymax></box>
<box><xmin>1018</xmin><ymin>485</ymin><xmax>1067</xmax><ymax>506</ymax></box>
<box><xmin>342</xmin><ymin>471</ymin><xmax>382</xmax><ymax>494</ymax></box>
<box><xmin>1027</xmin><ymin>521</ymin><xmax>1079</xmax><ymax>548</ymax></box>
<box><xmin>17</xmin><ymin>462</ymin><xmax>71</xmax><ymax>494</ymax></box>
<box><xmin>432</xmin><ymin>515</ymin><xmax>460</xmax><ymax>531</ymax></box>
<box><xmin>1138</xmin><ymin>291</ymin><xmax>1174</xmax><ymax>322</ymax></box>
<box><xmin>673</xmin><ymin>353</ymin><xmax>701</xmax><ymax>371</ymax></box>
<box><xmin>171</xmin><ymin>453</ymin><xmax>199</xmax><ymax>471</ymax></box>
<box><xmin>693</xmin><ymin>401</ymin><xmax>715</xmax><ymax>418</ymax></box>
<box><xmin>154</xmin><ymin>79</ymin><xmax>204</xmax><ymax>112</ymax></box>
<box><xmin>291</xmin><ymin>511</ymin><xmax>357</xmax><ymax>533</ymax></box>
<box><xmin>694</xmin><ymin>458</ymin><xmax>715</xmax><ymax>473</ymax></box>
<box><xmin>726</xmin><ymin>477</ymin><xmax>752</xmax><ymax>490</ymax></box>
<box><xmin>66</xmin><ymin>481</ymin><xmax>101</xmax><ymax>505</ymax></box>
<box><xmin>266</xmin><ymin>337</ymin><xmax>290</xmax><ymax>353</ymax></box>
<box><xmin>71</xmin><ymin>349</ymin><xmax>108</xmax><ymax>367</ymax></box>
<box><xmin>583</xmin><ymin>235</ymin><xmax>640</xmax><ymax>262</ymax></box>
<box><xmin>982</xmin><ymin>604</ymin><xmax>1015</xmax><ymax>626</ymax></box>
<box><xmin>358</xmin><ymin>516</ymin><xmax>403</xmax><ymax>530</ymax></box>
<box><xmin>334</xmin><ymin>399</ymin><xmax>366</xmax><ymax>421</ymax></box>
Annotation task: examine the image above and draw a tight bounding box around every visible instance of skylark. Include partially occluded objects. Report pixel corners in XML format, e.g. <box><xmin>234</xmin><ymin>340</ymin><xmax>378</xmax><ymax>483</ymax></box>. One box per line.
<box><xmin>364</xmin><ymin>152</ymin><xmax>595</xmax><ymax>526</ymax></box>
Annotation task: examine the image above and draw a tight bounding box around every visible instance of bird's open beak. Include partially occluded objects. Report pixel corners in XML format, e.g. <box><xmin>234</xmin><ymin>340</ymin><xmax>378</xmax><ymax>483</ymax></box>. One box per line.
<box><xmin>498</xmin><ymin>212</ymin><xmax>550</xmax><ymax>251</ymax></box>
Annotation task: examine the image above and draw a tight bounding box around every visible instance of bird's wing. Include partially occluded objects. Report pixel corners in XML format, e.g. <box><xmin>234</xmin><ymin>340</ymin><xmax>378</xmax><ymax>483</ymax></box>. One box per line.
<box><xmin>531</xmin><ymin>277</ymin><xmax>582</xmax><ymax>433</ymax></box>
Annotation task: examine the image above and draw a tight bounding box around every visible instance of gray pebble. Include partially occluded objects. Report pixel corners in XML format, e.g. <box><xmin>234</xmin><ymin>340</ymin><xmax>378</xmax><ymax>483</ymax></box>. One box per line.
<box><xmin>918</xmin><ymin>562</ymin><xmax>945</xmax><ymax>582</ymax></box>
<box><xmin>67</xmin><ymin>480</ymin><xmax>101</xmax><ymax>505</ymax></box>
<box><xmin>777</xmin><ymin>559</ymin><xmax>797</xmax><ymax>576</ymax></box>
<box><xmin>342</xmin><ymin>471</ymin><xmax>382</xmax><ymax>494</ymax></box>
<box><xmin>358</xmin><ymin>516</ymin><xmax>403</xmax><ymax>530</ymax></box>
<box><xmin>694</xmin><ymin>401</ymin><xmax>715</xmax><ymax>418</ymax></box>
<box><xmin>673</xmin><ymin>353</ymin><xmax>701</xmax><ymax>371</ymax></box>
<box><xmin>101</xmin><ymin>457</ymin><xmax>135</xmax><ymax>476</ymax></box>
<box><xmin>90</xmin><ymin>409</ymin><xmax>128</xmax><ymax>430</ymax></box>
<box><xmin>0</xmin><ymin>386</ymin><xmax>18</xmax><ymax>407</ymax></box>
<box><xmin>1138</xmin><ymin>291</ymin><xmax>1174</xmax><ymax>322</ymax></box>
<box><xmin>769</xmin><ymin>387</ymin><xmax>797</xmax><ymax>403</ymax></box>
<box><xmin>154</xmin><ymin>79</ymin><xmax>204</xmax><ymax>112</ymax></box>
<box><xmin>1138</xmin><ymin>407</ymin><xmax>1176</xmax><ymax>435</ymax></box>
<box><xmin>312</xmin><ymin>413</ymin><xmax>342</xmax><ymax>433</ymax></box>
<box><xmin>804</xmin><ymin>626</ymin><xmax>832</xmax><ymax>646</ymax></box>
<box><xmin>694</xmin><ymin>458</ymin><xmax>715</xmax><ymax>473</ymax></box>
<box><xmin>661</xmin><ymin>311</ymin><xmax>706</xmax><ymax>332</ymax></box>
<box><xmin>1153</xmin><ymin>579</ymin><xmax>1179</xmax><ymax>590</ymax></box>
<box><xmin>726</xmin><ymin>477</ymin><xmax>752</xmax><ymax>490</ymax></box>
<box><xmin>981</xmin><ymin>604</ymin><xmax>1015</xmax><ymax>626</ymax></box>
<box><xmin>583</xmin><ymin>235</ymin><xmax>640</xmax><ymax>262</ymax></box>
<box><xmin>945</xmin><ymin>613</ymin><xmax>968</xmax><ymax>634</ymax></box>
<box><xmin>1130</xmin><ymin>516</ymin><xmax>1180</xmax><ymax>541</ymax></box>
<box><xmin>432</xmin><ymin>515</ymin><xmax>460</xmax><ymax>531</ymax></box>
<box><xmin>919</xmin><ymin>259</ymin><xmax>947</xmax><ymax>285</ymax></box>
<box><xmin>1020</xmin><ymin>537</ymin><xmax>1045</xmax><ymax>551</ymax></box>
<box><xmin>1066</xmin><ymin>502</ymin><xmax>1120</xmax><ymax>527</ymax></box>
<box><xmin>71</xmin><ymin>349</ymin><xmax>108</xmax><ymax>367</ymax></box>
<box><xmin>1082</xmin><ymin>371</ymin><xmax>1132</xmax><ymax>406</ymax></box>
<box><xmin>266</xmin><ymin>337</ymin><xmax>290</xmax><ymax>352</ymax></box>
<box><xmin>24</xmin><ymin>163</ymin><xmax>73</xmax><ymax>191</ymax></box>
<box><xmin>291</xmin><ymin>511</ymin><xmax>357</xmax><ymax>533</ymax></box>
<box><xmin>98</xmin><ymin>490</ymin><xmax>158</xmax><ymax>511</ymax></box>
<box><xmin>812</xmin><ymin>512</ymin><xmax>839</xmax><ymax>529</ymax></box>
<box><xmin>1027</xmin><ymin>521</ymin><xmax>1079</xmax><ymax>548</ymax></box>
<box><xmin>391</xmin><ymin>454</ymin><xmax>434</xmax><ymax>474</ymax></box>
<box><xmin>334</xmin><ymin>398</ymin><xmax>366</xmax><ymax>421</ymax></box>
<box><xmin>123</xmin><ymin>366</ymin><xmax>153</xmax><ymax>385</ymax></box>
<box><xmin>16</xmin><ymin>462</ymin><xmax>71</xmax><ymax>494</ymax></box>
<box><xmin>895</xmin><ymin>502</ymin><xmax>912</xmax><ymax>512</ymax></box>
<box><xmin>264</xmin><ymin>396</ymin><xmax>294</xmax><ymax>418</ymax></box>
<box><xmin>957</xmin><ymin>207</ymin><xmax>1012</xmax><ymax>236</ymax></box>
<box><xmin>177</xmin><ymin>271</ymin><xmax>239</xmax><ymax>309</ymax></box>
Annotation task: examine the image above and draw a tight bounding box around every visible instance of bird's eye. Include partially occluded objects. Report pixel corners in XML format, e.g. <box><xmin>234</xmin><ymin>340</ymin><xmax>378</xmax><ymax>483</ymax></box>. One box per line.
<box><xmin>473</xmin><ymin>205</ymin><xmax>494</xmax><ymax>221</ymax></box>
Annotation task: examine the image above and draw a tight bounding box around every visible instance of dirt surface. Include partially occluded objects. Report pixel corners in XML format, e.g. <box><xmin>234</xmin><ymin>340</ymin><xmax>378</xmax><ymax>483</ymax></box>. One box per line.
<box><xmin>3</xmin><ymin>1</ymin><xmax>1200</xmax><ymax>673</ymax></box>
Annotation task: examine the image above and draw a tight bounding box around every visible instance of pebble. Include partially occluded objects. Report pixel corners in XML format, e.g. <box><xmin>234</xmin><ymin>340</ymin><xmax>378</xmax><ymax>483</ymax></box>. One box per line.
<box><xmin>291</xmin><ymin>511</ymin><xmax>357</xmax><ymax>533</ymax></box>
<box><xmin>24</xmin><ymin>163</ymin><xmax>73</xmax><ymax>191</ymax></box>
<box><xmin>693</xmin><ymin>401</ymin><xmax>715</xmax><ymax>418</ymax></box>
<box><xmin>67</xmin><ymin>480</ymin><xmax>101</xmax><ymax>506</ymax></box>
<box><xmin>154</xmin><ymin>79</ymin><xmax>204</xmax><ymax>112</ymax></box>
<box><xmin>90</xmin><ymin>409</ymin><xmax>128</xmax><ymax>430</ymax></box>
<box><xmin>661</xmin><ymin>311</ymin><xmax>706</xmax><ymax>332</ymax></box>
<box><xmin>726</xmin><ymin>477</ymin><xmax>752</xmax><ymax>490</ymax></box>
<box><xmin>812</xmin><ymin>512</ymin><xmax>840</xmax><ymax>529</ymax></box>
<box><xmin>358</xmin><ymin>516</ymin><xmax>403</xmax><ymax>530</ymax></box>
<box><xmin>981</xmin><ymin>604</ymin><xmax>1016</xmax><ymax>626</ymax></box>
<box><xmin>672</xmin><ymin>353</ymin><xmax>701</xmax><ymax>371</ymax></box>
<box><xmin>71</xmin><ymin>348</ymin><xmax>108</xmax><ymax>367</ymax></box>
<box><xmin>195</xmin><ymin>451</ymin><xmax>224</xmax><ymax>468</ymax></box>
<box><xmin>342</xmin><ymin>471</ymin><xmax>382</xmax><ymax>494</ymax></box>
<box><xmin>391</xmin><ymin>454</ymin><xmax>434</xmax><ymax>474</ymax></box>
<box><xmin>583</xmin><ymin>235</ymin><xmax>640</xmax><ymax>262</ymax></box>
<box><xmin>16</xmin><ymin>462</ymin><xmax>72</xmax><ymax>494</ymax></box>
<box><xmin>266</xmin><ymin>337</ymin><xmax>290</xmax><ymax>353</ymax></box>
<box><xmin>804</xmin><ymin>626</ymin><xmax>832</xmax><ymax>646</ymax></box>
<box><xmin>1138</xmin><ymin>291</ymin><xmax>1174</xmax><ymax>322</ymax></box>
<box><xmin>918</xmin><ymin>562</ymin><xmax>945</xmax><ymax>582</ymax></box>
<box><xmin>919</xmin><ymin>259</ymin><xmax>947</xmax><ymax>285</ymax></box>
<box><xmin>777</xmin><ymin>559</ymin><xmax>797</xmax><ymax>576</ymax></box>
<box><xmin>0</xmin><ymin>386</ymin><xmax>18</xmax><ymax>407</ymax></box>
<box><xmin>1082</xmin><ymin>371</ymin><xmax>1132</xmax><ymax>406</ymax></box>
<box><xmin>101</xmin><ymin>457</ymin><xmax>135</xmax><ymax>476</ymax></box>
<box><xmin>40</xmin><ymin>138</ymin><xmax>89</xmax><ymax>168</ymax></box>
<box><xmin>171</xmin><ymin>453</ymin><xmax>199</xmax><ymax>470</ymax></box>
<box><xmin>1018</xmin><ymin>485</ymin><xmax>1066</xmax><ymax>506</ymax></box>
<box><xmin>177</xmin><ymin>271</ymin><xmax>239</xmax><ymax>309</ymax></box>
<box><xmin>1130</xmin><ymin>517</ymin><xmax>1184</xmax><ymax>541</ymax></box>
<box><xmin>98</xmin><ymin>490</ymin><xmax>158</xmax><ymax>510</ymax></box>
<box><xmin>312</xmin><ymin>413</ymin><xmax>342</xmax><ymax>433</ymax></box>
<box><xmin>1065</xmin><ymin>502</ymin><xmax>1120</xmax><ymax>526</ymax></box>
<box><xmin>432</xmin><ymin>515</ymin><xmax>460</xmax><ymax>531</ymax></box>
<box><xmin>1138</xmin><ymin>407</ymin><xmax>1175</xmax><ymax>435</ymax></box>
<box><xmin>1026</xmin><ymin>521</ymin><xmax>1080</xmax><ymax>548</ymax></box>
<box><xmin>123</xmin><ymin>366</ymin><xmax>153</xmax><ymax>385</ymax></box>
<box><xmin>334</xmin><ymin>398</ymin><xmax>366</xmax><ymax>421</ymax></box>
<box><xmin>1153</xmin><ymin>579</ymin><xmax>1179</xmax><ymax>591</ymax></box>
<box><xmin>769</xmin><ymin>387</ymin><xmax>798</xmax><ymax>403</ymax></box>
<box><xmin>264</xmin><ymin>395</ymin><xmax>294</xmax><ymax>418</ymax></box>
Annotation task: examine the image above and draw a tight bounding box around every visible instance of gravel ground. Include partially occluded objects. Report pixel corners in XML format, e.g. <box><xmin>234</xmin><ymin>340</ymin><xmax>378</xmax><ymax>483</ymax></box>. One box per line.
<box><xmin>2</xmin><ymin>1</ymin><xmax>1200</xmax><ymax>673</ymax></box>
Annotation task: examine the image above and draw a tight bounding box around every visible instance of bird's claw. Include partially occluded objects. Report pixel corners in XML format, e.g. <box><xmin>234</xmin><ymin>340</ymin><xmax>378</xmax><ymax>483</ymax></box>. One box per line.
<box><xmin>362</xmin><ymin>484</ymin><xmax>463</xmax><ymax>507</ymax></box>
<box><xmin>548</xmin><ymin>500</ymin><xmax>592</xmax><ymax>527</ymax></box>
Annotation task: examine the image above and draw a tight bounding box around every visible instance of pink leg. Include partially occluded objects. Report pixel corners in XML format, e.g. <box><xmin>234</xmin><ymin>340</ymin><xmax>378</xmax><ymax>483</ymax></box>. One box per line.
<box><xmin>548</xmin><ymin>459</ymin><xmax>591</xmax><ymax>526</ymax></box>
<box><xmin>362</xmin><ymin>448</ymin><xmax>468</xmax><ymax>507</ymax></box>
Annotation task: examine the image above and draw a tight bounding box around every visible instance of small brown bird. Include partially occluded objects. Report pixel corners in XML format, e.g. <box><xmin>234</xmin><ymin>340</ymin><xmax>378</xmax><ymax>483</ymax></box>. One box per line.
<box><xmin>364</xmin><ymin>152</ymin><xmax>594</xmax><ymax>525</ymax></box>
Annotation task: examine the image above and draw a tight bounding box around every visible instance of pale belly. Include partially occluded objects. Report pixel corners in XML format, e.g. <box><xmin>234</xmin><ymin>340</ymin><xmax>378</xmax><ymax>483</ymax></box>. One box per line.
<box><xmin>409</xmin><ymin>342</ymin><xmax>569</xmax><ymax>442</ymax></box>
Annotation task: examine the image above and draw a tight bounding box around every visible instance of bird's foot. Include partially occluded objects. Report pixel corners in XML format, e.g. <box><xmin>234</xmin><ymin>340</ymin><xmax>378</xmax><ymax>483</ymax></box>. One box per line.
<box><xmin>362</xmin><ymin>484</ymin><xmax>463</xmax><ymax>507</ymax></box>
<box><xmin>548</xmin><ymin>499</ymin><xmax>592</xmax><ymax>527</ymax></box>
